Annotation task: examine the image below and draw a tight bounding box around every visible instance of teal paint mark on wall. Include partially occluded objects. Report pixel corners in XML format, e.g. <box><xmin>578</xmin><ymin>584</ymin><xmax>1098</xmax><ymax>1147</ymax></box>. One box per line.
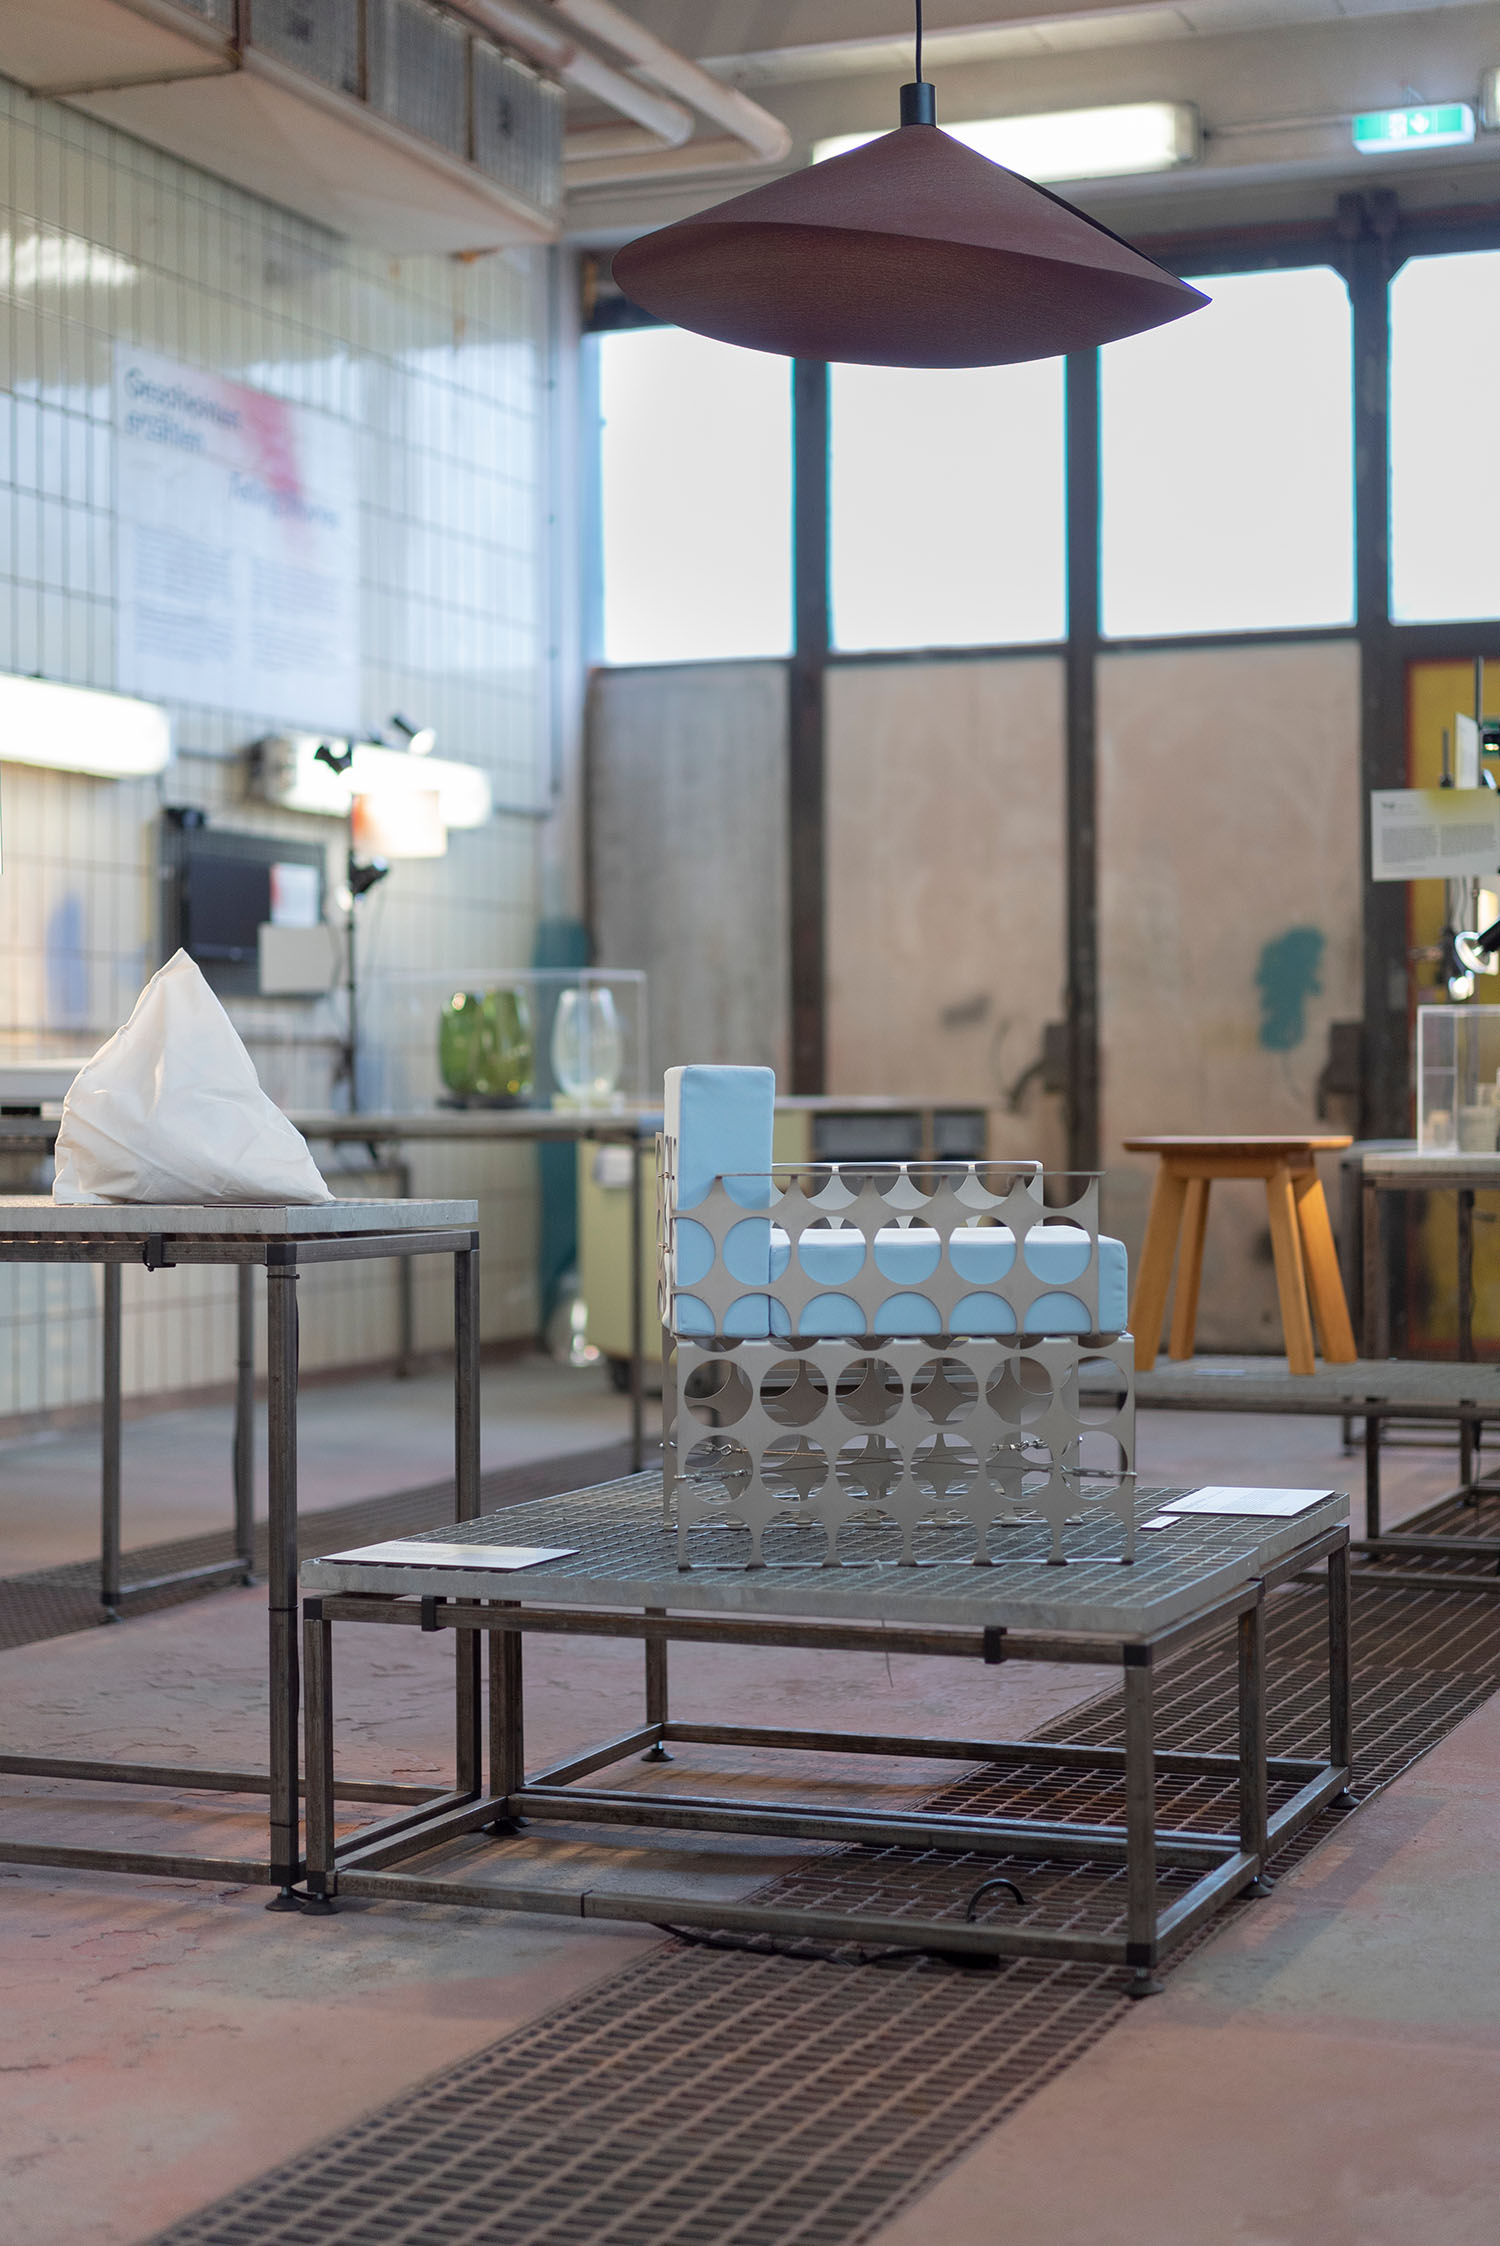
<box><xmin>1256</xmin><ymin>926</ymin><xmax>1325</xmax><ymax>1052</ymax></box>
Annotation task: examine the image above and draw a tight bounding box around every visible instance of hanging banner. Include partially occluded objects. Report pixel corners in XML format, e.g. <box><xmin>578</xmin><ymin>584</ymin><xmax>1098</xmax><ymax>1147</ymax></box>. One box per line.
<box><xmin>115</xmin><ymin>347</ymin><xmax>360</xmax><ymax>733</ymax></box>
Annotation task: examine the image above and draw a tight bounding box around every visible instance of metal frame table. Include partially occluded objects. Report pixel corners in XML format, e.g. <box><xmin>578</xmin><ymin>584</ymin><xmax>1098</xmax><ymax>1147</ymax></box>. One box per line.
<box><xmin>299</xmin><ymin>1476</ymin><xmax>1351</xmax><ymax>1993</ymax></box>
<box><xmin>1358</xmin><ymin>1148</ymin><xmax>1500</xmax><ymax>1365</ymax></box>
<box><xmin>0</xmin><ymin>1198</ymin><xmax>480</xmax><ymax>1904</ymax></box>
<box><xmin>0</xmin><ymin>1107</ymin><xmax>659</xmax><ymax>1609</ymax></box>
<box><xmin>1128</xmin><ymin>1356</ymin><xmax>1500</xmax><ymax>1587</ymax></box>
<box><xmin>287</xmin><ymin>1108</ymin><xmax>659</xmax><ymax>1470</ymax></box>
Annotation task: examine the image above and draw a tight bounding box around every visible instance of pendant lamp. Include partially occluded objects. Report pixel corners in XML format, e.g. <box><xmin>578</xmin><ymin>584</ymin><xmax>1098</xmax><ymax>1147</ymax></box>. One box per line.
<box><xmin>612</xmin><ymin>15</ymin><xmax>1207</xmax><ymax>368</ymax></box>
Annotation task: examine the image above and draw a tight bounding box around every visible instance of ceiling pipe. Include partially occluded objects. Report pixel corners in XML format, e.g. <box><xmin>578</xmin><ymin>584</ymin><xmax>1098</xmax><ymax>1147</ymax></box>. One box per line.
<box><xmin>445</xmin><ymin>0</ymin><xmax>694</xmax><ymax>148</ymax></box>
<box><xmin>543</xmin><ymin>0</ymin><xmax>792</xmax><ymax>165</ymax></box>
<box><xmin>564</xmin><ymin>132</ymin><xmax>794</xmax><ymax>186</ymax></box>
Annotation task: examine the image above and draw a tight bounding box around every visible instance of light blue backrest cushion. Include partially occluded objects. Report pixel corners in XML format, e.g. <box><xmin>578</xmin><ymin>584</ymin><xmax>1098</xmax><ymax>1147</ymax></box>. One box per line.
<box><xmin>665</xmin><ymin>1064</ymin><xmax>775</xmax><ymax>1338</ymax></box>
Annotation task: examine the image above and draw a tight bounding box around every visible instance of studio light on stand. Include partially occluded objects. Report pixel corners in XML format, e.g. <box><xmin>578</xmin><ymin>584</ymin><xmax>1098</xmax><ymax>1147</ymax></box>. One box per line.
<box><xmin>389</xmin><ymin>712</ymin><xmax>437</xmax><ymax>757</ymax></box>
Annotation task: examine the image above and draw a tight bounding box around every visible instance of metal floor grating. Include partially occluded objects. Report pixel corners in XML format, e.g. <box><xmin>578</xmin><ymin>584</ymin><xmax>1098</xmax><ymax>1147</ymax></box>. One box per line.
<box><xmin>153</xmin><ymin>1571</ymin><xmax>1500</xmax><ymax>2246</ymax></box>
<box><xmin>0</xmin><ymin>1440</ymin><xmax>653</xmax><ymax>1654</ymax></box>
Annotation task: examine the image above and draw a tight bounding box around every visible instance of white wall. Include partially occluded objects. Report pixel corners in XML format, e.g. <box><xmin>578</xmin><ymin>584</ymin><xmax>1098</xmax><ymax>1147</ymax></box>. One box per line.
<box><xmin>0</xmin><ymin>75</ymin><xmax>551</xmax><ymax>1417</ymax></box>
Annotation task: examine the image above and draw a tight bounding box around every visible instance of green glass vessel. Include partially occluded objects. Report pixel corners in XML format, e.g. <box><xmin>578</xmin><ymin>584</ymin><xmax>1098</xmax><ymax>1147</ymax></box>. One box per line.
<box><xmin>439</xmin><ymin>987</ymin><xmax>534</xmax><ymax>1103</ymax></box>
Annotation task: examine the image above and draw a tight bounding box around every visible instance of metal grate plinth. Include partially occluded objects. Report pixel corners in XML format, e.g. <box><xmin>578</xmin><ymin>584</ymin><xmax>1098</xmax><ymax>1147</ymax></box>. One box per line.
<box><xmin>154</xmin><ymin>1573</ymin><xmax>1500</xmax><ymax>2246</ymax></box>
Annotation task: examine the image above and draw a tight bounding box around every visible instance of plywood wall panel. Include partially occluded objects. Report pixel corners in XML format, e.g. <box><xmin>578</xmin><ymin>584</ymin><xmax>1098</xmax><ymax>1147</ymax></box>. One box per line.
<box><xmin>588</xmin><ymin>661</ymin><xmax>790</xmax><ymax>1084</ymax></box>
<box><xmin>825</xmin><ymin>657</ymin><xmax>1067</xmax><ymax>1164</ymax></box>
<box><xmin>1098</xmin><ymin>640</ymin><xmax>1362</xmax><ymax>1352</ymax></box>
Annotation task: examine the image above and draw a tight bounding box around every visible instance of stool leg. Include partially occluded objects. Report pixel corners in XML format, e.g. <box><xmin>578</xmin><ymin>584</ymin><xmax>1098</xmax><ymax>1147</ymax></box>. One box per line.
<box><xmin>1168</xmin><ymin>1177</ymin><xmax>1211</xmax><ymax>1362</ymax></box>
<box><xmin>1266</xmin><ymin>1163</ymin><xmax>1316</xmax><ymax>1376</ymax></box>
<box><xmin>1131</xmin><ymin>1162</ymin><xmax>1188</xmax><ymax>1373</ymax></box>
<box><xmin>1292</xmin><ymin>1170</ymin><xmax>1357</xmax><ymax>1365</ymax></box>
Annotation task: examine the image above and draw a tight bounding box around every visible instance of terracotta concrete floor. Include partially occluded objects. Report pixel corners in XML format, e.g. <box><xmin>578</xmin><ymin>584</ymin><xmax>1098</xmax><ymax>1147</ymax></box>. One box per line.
<box><xmin>0</xmin><ymin>1388</ymin><xmax>1485</xmax><ymax>2243</ymax></box>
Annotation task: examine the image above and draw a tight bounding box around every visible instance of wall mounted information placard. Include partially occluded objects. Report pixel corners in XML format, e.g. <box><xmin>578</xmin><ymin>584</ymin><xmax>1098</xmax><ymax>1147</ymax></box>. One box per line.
<box><xmin>115</xmin><ymin>348</ymin><xmax>359</xmax><ymax>733</ymax></box>
<box><xmin>1370</xmin><ymin>788</ymin><xmax>1500</xmax><ymax>881</ymax></box>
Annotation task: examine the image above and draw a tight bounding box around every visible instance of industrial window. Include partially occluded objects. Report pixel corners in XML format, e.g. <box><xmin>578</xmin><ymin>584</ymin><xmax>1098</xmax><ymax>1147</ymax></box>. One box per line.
<box><xmin>1100</xmin><ymin>265</ymin><xmax>1354</xmax><ymax>638</ymax></box>
<box><xmin>1391</xmin><ymin>250</ymin><xmax>1500</xmax><ymax>623</ymax></box>
<box><xmin>596</xmin><ymin>326</ymin><xmax>792</xmax><ymax>665</ymax></box>
<box><xmin>830</xmin><ymin>360</ymin><xmax>1066</xmax><ymax>650</ymax></box>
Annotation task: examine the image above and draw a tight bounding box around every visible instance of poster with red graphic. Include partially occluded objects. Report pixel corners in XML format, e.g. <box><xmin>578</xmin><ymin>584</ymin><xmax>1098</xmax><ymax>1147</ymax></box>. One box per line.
<box><xmin>115</xmin><ymin>347</ymin><xmax>360</xmax><ymax>733</ymax></box>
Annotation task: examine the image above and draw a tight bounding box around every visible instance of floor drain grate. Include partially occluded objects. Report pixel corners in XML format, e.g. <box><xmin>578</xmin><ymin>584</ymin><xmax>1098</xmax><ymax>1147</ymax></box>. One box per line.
<box><xmin>153</xmin><ymin>1575</ymin><xmax>1500</xmax><ymax>2246</ymax></box>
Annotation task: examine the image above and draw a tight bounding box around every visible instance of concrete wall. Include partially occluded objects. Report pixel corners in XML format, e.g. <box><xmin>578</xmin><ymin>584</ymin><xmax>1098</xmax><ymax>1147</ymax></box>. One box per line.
<box><xmin>0</xmin><ymin>77</ymin><xmax>550</xmax><ymax>1419</ymax></box>
<box><xmin>1098</xmin><ymin>638</ymin><xmax>1363</xmax><ymax>1350</ymax></box>
<box><xmin>825</xmin><ymin>655</ymin><xmax>1068</xmax><ymax>1166</ymax></box>
<box><xmin>587</xmin><ymin>659</ymin><xmax>789</xmax><ymax>1084</ymax></box>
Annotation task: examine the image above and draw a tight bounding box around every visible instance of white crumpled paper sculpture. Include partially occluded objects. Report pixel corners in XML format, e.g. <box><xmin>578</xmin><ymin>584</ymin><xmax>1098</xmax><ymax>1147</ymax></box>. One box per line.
<box><xmin>53</xmin><ymin>950</ymin><xmax>333</xmax><ymax>1206</ymax></box>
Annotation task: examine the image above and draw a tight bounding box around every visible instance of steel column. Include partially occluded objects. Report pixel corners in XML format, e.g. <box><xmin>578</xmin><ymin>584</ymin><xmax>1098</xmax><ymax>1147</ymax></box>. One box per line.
<box><xmin>790</xmin><ymin>356</ymin><xmax>829</xmax><ymax>1096</ymax></box>
<box><xmin>1064</xmin><ymin>347</ymin><xmax>1102</xmax><ymax>1176</ymax></box>
<box><xmin>1342</xmin><ymin>191</ymin><xmax>1407</xmax><ymax>1139</ymax></box>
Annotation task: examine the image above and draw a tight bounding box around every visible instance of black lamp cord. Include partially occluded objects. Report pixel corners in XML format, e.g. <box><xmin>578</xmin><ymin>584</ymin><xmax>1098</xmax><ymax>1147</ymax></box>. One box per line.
<box><xmin>914</xmin><ymin>0</ymin><xmax>923</xmax><ymax>82</ymax></box>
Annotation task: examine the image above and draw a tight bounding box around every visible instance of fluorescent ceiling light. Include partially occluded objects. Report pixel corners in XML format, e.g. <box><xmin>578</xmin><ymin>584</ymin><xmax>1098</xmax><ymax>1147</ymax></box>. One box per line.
<box><xmin>1353</xmin><ymin>104</ymin><xmax>1476</xmax><ymax>155</ymax></box>
<box><xmin>0</xmin><ymin>233</ymin><xmax>137</xmax><ymax>291</ymax></box>
<box><xmin>1484</xmin><ymin>70</ymin><xmax>1500</xmax><ymax>131</ymax></box>
<box><xmin>0</xmin><ymin>672</ymin><xmax>170</xmax><ymax>779</ymax></box>
<box><xmin>813</xmin><ymin>102</ymin><xmax>1199</xmax><ymax>183</ymax></box>
<box><xmin>255</xmin><ymin>734</ymin><xmax>492</xmax><ymax>830</ymax></box>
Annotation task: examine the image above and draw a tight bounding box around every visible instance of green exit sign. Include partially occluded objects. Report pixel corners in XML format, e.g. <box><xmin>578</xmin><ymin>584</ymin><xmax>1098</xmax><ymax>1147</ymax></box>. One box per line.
<box><xmin>1353</xmin><ymin>103</ymin><xmax>1476</xmax><ymax>154</ymax></box>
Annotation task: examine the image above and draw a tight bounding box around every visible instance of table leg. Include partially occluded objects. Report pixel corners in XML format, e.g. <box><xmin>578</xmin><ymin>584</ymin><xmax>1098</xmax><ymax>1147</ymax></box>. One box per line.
<box><xmin>1292</xmin><ymin>1170</ymin><xmax>1358</xmax><ymax>1365</ymax></box>
<box><xmin>1237</xmin><ymin>1596</ymin><xmax>1271</xmax><ymax>1893</ymax></box>
<box><xmin>1328</xmin><ymin>1541</ymin><xmax>1352</xmax><ymax>1797</ymax></box>
<box><xmin>1130</xmin><ymin>1162</ymin><xmax>1188</xmax><ymax>1373</ymax></box>
<box><xmin>1458</xmin><ymin>1188</ymin><xmax>1475</xmax><ymax>1363</ymax></box>
<box><xmin>395</xmin><ymin>1157</ymin><xmax>415</xmax><ymax>1378</ymax></box>
<box><xmin>303</xmin><ymin>1603</ymin><xmax>336</xmax><ymax>1900</ymax></box>
<box><xmin>1265</xmin><ymin>1163</ymin><xmax>1316</xmax><ymax>1376</ymax></box>
<box><xmin>630</xmin><ymin>1133</ymin><xmax>644</xmax><ymax>1471</ymax></box>
<box><xmin>234</xmin><ymin>1264</ymin><xmax>255</xmax><ymax>1583</ymax></box>
<box><xmin>454</xmin><ymin>1244</ymin><xmax>482</xmax><ymax>1795</ymax></box>
<box><xmin>100</xmin><ymin>1261</ymin><xmax>122</xmax><ymax>1613</ymax></box>
<box><xmin>642</xmin><ymin>1605</ymin><xmax>672</xmax><ymax>1762</ymax></box>
<box><xmin>265</xmin><ymin>1251</ymin><xmax>301</xmax><ymax>1903</ymax></box>
<box><xmin>1123</xmin><ymin>1651</ymin><xmax>1159</xmax><ymax>1996</ymax></box>
<box><xmin>487</xmin><ymin>1603</ymin><xmax>523</xmax><ymax>1829</ymax></box>
<box><xmin>1167</xmin><ymin>1176</ymin><xmax>1211</xmax><ymax>1362</ymax></box>
<box><xmin>1362</xmin><ymin>1177</ymin><xmax>1386</xmax><ymax>1359</ymax></box>
<box><xmin>1364</xmin><ymin>1401</ymin><xmax>1382</xmax><ymax>1541</ymax></box>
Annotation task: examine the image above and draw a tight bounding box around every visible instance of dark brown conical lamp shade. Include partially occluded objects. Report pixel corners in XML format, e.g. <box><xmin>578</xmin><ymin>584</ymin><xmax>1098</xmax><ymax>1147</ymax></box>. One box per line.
<box><xmin>612</xmin><ymin>92</ymin><xmax>1207</xmax><ymax>369</ymax></box>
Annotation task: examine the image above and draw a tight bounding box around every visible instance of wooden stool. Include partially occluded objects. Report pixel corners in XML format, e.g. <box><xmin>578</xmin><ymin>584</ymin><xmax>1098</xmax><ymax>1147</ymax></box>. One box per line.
<box><xmin>1124</xmin><ymin>1135</ymin><xmax>1358</xmax><ymax>1376</ymax></box>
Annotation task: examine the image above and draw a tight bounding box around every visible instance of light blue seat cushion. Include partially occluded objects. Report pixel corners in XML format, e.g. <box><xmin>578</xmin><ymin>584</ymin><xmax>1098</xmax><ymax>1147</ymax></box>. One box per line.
<box><xmin>772</xmin><ymin>1223</ymin><xmax>1128</xmax><ymax>1338</ymax></box>
<box><xmin>673</xmin><ymin>1221</ymin><xmax>1128</xmax><ymax>1338</ymax></box>
<box><xmin>666</xmin><ymin>1063</ymin><xmax>775</xmax><ymax>1338</ymax></box>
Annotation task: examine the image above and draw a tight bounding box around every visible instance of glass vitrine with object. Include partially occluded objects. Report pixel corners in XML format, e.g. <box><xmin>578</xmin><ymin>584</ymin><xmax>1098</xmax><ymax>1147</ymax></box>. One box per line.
<box><xmin>1417</xmin><ymin>1004</ymin><xmax>1500</xmax><ymax>1152</ymax></box>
